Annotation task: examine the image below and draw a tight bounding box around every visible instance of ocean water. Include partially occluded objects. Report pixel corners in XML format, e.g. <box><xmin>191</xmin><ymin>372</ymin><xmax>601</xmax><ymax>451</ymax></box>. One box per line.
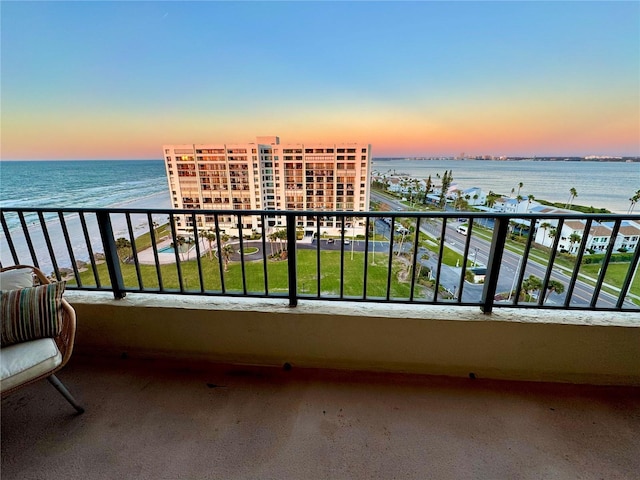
<box><xmin>372</xmin><ymin>159</ymin><xmax>640</xmax><ymax>214</ymax></box>
<box><xmin>0</xmin><ymin>160</ymin><xmax>169</xmax><ymax>210</ymax></box>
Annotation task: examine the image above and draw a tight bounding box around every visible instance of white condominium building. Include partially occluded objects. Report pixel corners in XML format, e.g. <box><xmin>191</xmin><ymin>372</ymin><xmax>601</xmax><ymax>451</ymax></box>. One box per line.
<box><xmin>163</xmin><ymin>136</ymin><xmax>371</xmax><ymax>237</ymax></box>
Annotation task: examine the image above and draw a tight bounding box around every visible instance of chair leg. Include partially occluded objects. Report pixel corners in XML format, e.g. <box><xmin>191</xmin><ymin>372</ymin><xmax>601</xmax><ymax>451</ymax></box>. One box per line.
<box><xmin>47</xmin><ymin>375</ymin><xmax>85</xmax><ymax>414</ymax></box>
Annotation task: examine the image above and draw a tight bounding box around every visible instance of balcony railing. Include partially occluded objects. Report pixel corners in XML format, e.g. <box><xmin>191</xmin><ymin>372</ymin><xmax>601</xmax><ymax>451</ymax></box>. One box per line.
<box><xmin>1</xmin><ymin>208</ymin><xmax>639</xmax><ymax>312</ymax></box>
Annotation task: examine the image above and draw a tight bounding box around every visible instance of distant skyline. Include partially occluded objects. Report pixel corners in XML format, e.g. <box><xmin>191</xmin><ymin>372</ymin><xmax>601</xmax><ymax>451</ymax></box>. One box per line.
<box><xmin>2</xmin><ymin>1</ymin><xmax>639</xmax><ymax>160</ymax></box>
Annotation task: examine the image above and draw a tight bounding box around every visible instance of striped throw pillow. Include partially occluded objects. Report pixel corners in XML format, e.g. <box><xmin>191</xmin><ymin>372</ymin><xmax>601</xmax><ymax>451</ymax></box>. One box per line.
<box><xmin>1</xmin><ymin>282</ymin><xmax>66</xmax><ymax>347</ymax></box>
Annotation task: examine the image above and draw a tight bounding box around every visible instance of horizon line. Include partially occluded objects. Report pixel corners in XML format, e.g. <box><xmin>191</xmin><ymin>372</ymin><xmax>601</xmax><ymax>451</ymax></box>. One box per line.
<box><xmin>2</xmin><ymin>155</ymin><xmax>639</xmax><ymax>162</ymax></box>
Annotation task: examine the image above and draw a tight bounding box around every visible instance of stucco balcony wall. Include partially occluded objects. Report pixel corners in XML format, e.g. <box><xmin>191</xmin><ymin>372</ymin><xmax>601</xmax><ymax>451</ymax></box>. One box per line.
<box><xmin>67</xmin><ymin>292</ymin><xmax>640</xmax><ymax>385</ymax></box>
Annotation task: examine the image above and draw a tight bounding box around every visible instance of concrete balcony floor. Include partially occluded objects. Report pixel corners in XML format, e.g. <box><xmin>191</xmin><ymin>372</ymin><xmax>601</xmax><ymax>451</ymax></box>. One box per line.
<box><xmin>2</xmin><ymin>356</ymin><xmax>639</xmax><ymax>480</ymax></box>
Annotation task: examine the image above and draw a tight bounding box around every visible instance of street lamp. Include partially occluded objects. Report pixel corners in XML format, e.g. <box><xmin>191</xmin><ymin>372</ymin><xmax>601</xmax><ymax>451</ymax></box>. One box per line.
<box><xmin>371</xmin><ymin>220</ymin><xmax>376</xmax><ymax>265</ymax></box>
<box><xmin>507</xmin><ymin>255</ymin><xmax>524</xmax><ymax>303</ymax></box>
<box><xmin>625</xmin><ymin>262</ymin><xmax>639</xmax><ymax>303</ymax></box>
<box><xmin>350</xmin><ymin>222</ymin><xmax>356</xmax><ymax>260</ymax></box>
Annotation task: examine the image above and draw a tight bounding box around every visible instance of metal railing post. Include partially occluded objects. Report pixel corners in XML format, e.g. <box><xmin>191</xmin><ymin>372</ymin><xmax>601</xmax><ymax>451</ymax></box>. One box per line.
<box><xmin>96</xmin><ymin>211</ymin><xmax>126</xmax><ymax>299</ymax></box>
<box><xmin>286</xmin><ymin>213</ymin><xmax>298</xmax><ymax>307</ymax></box>
<box><xmin>480</xmin><ymin>216</ymin><xmax>509</xmax><ymax>313</ymax></box>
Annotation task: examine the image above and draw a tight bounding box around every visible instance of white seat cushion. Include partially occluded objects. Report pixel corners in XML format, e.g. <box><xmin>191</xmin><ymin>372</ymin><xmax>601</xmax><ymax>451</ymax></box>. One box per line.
<box><xmin>0</xmin><ymin>268</ymin><xmax>34</xmax><ymax>291</ymax></box>
<box><xmin>0</xmin><ymin>338</ymin><xmax>62</xmax><ymax>392</ymax></box>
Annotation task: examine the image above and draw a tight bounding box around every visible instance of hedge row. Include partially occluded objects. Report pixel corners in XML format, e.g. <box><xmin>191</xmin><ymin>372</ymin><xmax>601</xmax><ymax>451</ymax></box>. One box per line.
<box><xmin>581</xmin><ymin>252</ymin><xmax>636</xmax><ymax>265</ymax></box>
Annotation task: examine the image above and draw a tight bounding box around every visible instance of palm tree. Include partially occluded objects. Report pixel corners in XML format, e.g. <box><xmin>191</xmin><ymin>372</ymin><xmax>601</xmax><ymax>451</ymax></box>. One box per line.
<box><xmin>628</xmin><ymin>190</ymin><xmax>640</xmax><ymax>214</ymax></box>
<box><xmin>509</xmin><ymin>220</ymin><xmax>519</xmax><ymax>237</ymax></box>
<box><xmin>115</xmin><ymin>237</ymin><xmax>131</xmax><ymax>263</ymax></box>
<box><xmin>423</xmin><ymin>175</ymin><xmax>433</xmax><ymax>205</ymax></box>
<box><xmin>486</xmin><ymin>191</ymin><xmax>499</xmax><ymax>209</ymax></box>
<box><xmin>521</xmin><ymin>275</ymin><xmax>542</xmax><ymax>302</ymax></box>
<box><xmin>568</xmin><ymin>232</ymin><xmax>582</xmax><ymax>253</ymax></box>
<box><xmin>184</xmin><ymin>237</ymin><xmax>195</xmax><ymax>260</ymax></box>
<box><xmin>517</xmin><ymin>182</ymin><xmax>524</xmax><ymax>197</ymax></box>
<box><xmin>173</xmin><ymin>235</ymin><xmax>186</xmax><ymax>261</ymax></box>
<box><xmin>548</xmin><ymin>227</ymin><xmax>557</xmax><ymax>245</ymax></box>
<box><xmin>221</xmin><ymin>244</ymin><xmax>234</xmax><ymax>271</ymax></box>
<box><xmin>400</xmin><ymin>178</ymin><xmax>409</xmax><ymax>199</ymax></box>
<box><xmin>411</xmin><ymin>178</ymin><xmax>422</xmax><ymax>205</ymax></box>
<box><xmin>395</xmin><ymin>230</ymin><xmax>409</xmax><ymax>257</ymax></box>
<box><xmin>540</xmin><ymin>222</ymin><xmax>552</xmax><ymax>246</ymax></box>
<box><xmin>202</xmin><ymin>230</ymin><xmax>217</xmax><ymax>260</ymax></box>
<box><xmin>439</xmin><ymin>170</ymin><xmax>453</xmax><ymax>210</ymax></box>
<box><xmin>527</xmin><ymin>194</ymin><xmax>535</xmax><ymax>212</ymax></box>
<box><xmin>277</xmin><ymin>229</ymin><xmax>288</xmax><ymax>251</ymax></box>
<box><xmin>544</xmin><ymin>279</ymin><xmax>565</xmax><ymax>304</ymax></box>
<box><xmin>566</xmin><ymin>187</ymin><xmax>578</xmax><ymax>210</ymax></box>
<box><xmin>454</xmin><ymin>190</ymin><xmax>463</xmax><ymax>211</ymax></box>
<box><xmin>268</xmin><ymin>231</ymin><xmax>277</xmax><ymax>256</ymax></box>
<box><xmin>267</xmin><ymin>229</ymin><xmax>286</xmax><ymax>255</ymax></box>
<box><xmin>184</xmin><ymin>228</ymin><xmax>195</xmax><ymax>260</ymax></box>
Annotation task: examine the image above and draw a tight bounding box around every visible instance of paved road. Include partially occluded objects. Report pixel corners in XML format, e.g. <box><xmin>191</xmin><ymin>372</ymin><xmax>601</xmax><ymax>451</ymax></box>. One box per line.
<box><xmin>436</xmin><ymin>221</ymin><xmax>629</xmax><ymax>308</ymax></box>
<box><xmin>371</xmin><ymin>190</ymin><xmax>630</xmax><ymax>308</ymax></box>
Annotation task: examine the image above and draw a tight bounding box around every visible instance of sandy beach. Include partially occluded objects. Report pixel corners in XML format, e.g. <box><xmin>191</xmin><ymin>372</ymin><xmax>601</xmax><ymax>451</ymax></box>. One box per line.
<box><xmin>1</xmin><ymin>192</ymin><xmax>171</xmax><ymax>275</ymax></box>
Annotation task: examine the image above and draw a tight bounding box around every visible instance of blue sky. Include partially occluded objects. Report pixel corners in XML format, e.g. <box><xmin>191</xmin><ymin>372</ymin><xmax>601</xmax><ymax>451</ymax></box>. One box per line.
<box><xmin>2</xmin><ymin>1</ymin><xmax>639</xmax><ymax>159</ymax></box>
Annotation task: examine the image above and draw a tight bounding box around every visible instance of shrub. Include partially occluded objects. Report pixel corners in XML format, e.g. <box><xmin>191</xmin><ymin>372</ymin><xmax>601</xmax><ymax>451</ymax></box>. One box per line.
<box><xmin>582</xmin><ymin>252</ymin><xmax>635</xmax><ymax>264</ymax></box>
<box><xmin>557</xmin><ymin>252</ymin><xmax>576</xmax><ymax>264</ymax></box>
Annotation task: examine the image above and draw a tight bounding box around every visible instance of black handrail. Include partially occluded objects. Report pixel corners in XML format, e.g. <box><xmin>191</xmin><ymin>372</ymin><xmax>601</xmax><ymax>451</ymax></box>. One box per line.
<box><xmin>1</xmin><ymin>207</ymin><xmax>638</xmax><ymax>312</ymax></box>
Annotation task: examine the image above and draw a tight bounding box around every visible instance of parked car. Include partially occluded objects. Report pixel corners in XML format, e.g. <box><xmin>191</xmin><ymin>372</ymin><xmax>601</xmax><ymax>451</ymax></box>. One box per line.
<box><xmin>327</xmin><ymin>238</ymin><xmax>335</xmax><ymax>244</ymax></box>
<box><xmin>344</xmin><ymin>239</ymin><xmax>351</xmax><ymax>245</ymax></box>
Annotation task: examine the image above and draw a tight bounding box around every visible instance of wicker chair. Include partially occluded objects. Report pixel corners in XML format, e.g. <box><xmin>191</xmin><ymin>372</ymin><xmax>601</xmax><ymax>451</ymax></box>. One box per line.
<box><xmin>1</xmin><ymin>265</ymin><xmax>84</xmax><ymax>413</ymax></box>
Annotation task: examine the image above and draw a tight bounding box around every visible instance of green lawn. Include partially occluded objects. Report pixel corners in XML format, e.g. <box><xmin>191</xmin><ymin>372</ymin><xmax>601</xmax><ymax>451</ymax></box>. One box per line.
<box><xmin>132</xmin><ymin>223</ymin><xmax>172</xmax><ymax>251</ymax></box>
<box><xmin>581</xmin><ymin>263</ymin><xmax>640</xmax><ymax>296</ymax></box>
<box><xmin>72</xmin><ymin>249</ymin><xmax>428</xmax><ymax>300</ymax></box>
<box><xmin>418</xmin><ymin>232</ymin><xmax>471</xmax><ymax>267</ymax></box>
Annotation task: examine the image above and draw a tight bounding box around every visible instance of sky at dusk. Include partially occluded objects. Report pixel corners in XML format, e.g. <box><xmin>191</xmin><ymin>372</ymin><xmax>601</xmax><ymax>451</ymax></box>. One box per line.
<box><xmin>1</xmin><ymin>1</ymin><xmax>639</xmax><ymax>160</ymax></box>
